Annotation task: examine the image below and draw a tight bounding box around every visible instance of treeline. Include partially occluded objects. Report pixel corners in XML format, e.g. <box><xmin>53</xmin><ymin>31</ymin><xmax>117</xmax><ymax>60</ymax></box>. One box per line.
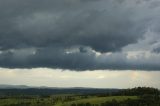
<box><xmin>117</xmin><ymin>87</ymin><xmax>159</xmax><ymax>96</ymax></box>
<box><xmin>93</xmin><ymin>87</ymin><xmax>160</xmax><ymax>97</ymax></box>
<box><xmin>0</xmin><ymin>88</ymin><xmax>119</xmax><ymax>96</ymax></box>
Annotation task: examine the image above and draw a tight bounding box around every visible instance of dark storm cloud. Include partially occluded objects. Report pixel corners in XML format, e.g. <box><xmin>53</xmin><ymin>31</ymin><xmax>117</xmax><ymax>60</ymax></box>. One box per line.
<box><xmin>0</xmin><ymin>0</ymin><xmax>160</xmax><ymax>70</ymax></box>
<box><xmin>1</xmin><ymin>47</ymin><xmax>160</xmax><ymax>70</ymax></box>
<box><xmin>0</xmin><ymin>0</ymin><xmax>146</xmax><ymax>51</ymax></box>
<box><xmin>153</xmin><ymin>47</ymin><xmax>160</xmax><ymax>53</ymax></box>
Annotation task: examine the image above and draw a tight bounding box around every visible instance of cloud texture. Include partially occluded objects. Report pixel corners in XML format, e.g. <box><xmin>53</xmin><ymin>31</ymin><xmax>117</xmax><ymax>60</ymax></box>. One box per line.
<box><xmin>0</xmin><ymin>0</ymin><xmax>160</xmax><ymax>70</ymax></box>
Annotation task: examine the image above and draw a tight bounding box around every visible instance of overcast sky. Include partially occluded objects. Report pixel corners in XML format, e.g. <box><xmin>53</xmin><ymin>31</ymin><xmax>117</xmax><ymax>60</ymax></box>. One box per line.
<box><xmin>0</xmin><ymin>0</ymin><xmax>160</xmax><ymax>88</ymax></box>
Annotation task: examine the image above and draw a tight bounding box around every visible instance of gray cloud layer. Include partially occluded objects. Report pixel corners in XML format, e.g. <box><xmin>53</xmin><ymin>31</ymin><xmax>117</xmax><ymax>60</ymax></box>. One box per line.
<box><xmin>0</xmin><ymin>0</ymin><xmax>160</xmax><ymax>70</ymax></box>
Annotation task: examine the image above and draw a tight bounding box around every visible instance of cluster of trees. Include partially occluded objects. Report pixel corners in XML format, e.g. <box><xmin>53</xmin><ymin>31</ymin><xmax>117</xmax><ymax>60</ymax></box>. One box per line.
<box><xmin>117</xmin><ymin>87</ymin><xmax>160</xmax><ymax>96</ymax></box>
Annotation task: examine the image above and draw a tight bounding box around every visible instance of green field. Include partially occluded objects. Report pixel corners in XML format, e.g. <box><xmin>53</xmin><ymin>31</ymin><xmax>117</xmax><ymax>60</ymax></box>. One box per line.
<box><xmin>0</xmin><ymin>98</ymin><xmax>53</xmax><ymax>106</ymax></box>
<box><xmin>0</xmin><ymin>96</ymin><xmax>138</xmax><ymax>106</ymax></box>
<box><xmin>57</xmin><ymin>96</ymin><xmax>138</xmax><ymax>106</ymax></box>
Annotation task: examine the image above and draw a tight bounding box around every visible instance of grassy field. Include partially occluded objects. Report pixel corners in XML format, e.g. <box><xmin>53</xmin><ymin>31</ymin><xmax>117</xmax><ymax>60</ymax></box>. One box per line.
<box><xmin>0</xmin><ymin>96</ymin><xmax>138</xmax><ymax>106</ymax></box>
<box><xmin>0</xmin><ymin>98</ymin><xmax>55</xmax><ymax>106</ymax></box>
<box><xmin>56</xmin><ymin>96</ymin><xmax>138</xmax><ymax>106</ymax></box>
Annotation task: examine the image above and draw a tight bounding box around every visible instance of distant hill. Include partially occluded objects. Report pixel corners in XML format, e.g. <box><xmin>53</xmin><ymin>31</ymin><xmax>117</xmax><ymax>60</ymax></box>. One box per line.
<box><xmin>0</xmin><ymin>84</ymin><xmax>31</xmax><ymax>89</ymax></box>
<box><xmin>0</xmin><ymin>84</ymin><xmax>120</xmax><ymax>95</ymax></box>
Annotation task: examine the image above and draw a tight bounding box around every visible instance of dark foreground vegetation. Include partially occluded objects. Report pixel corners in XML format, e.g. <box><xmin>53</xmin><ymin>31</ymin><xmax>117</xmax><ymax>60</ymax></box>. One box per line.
<box><xmin>0</xmin><ymin>87</ymin><xmax>159</xmax><ymax>106</ymax></box>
